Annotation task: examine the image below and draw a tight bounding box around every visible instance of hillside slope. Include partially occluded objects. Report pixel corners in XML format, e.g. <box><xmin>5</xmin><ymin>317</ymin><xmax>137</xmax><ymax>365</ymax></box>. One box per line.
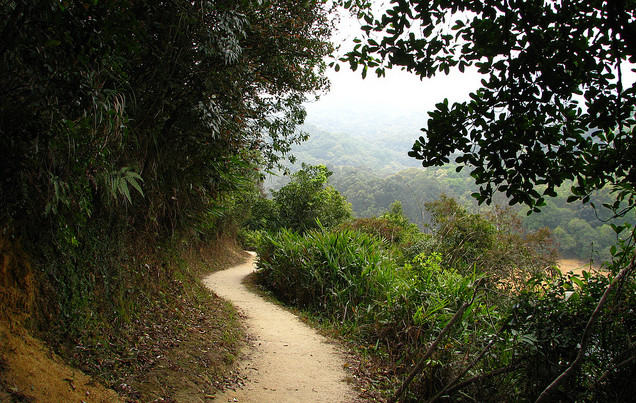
<box><xmin>1</xmin><ymin>236</ymin><xmax>249</xmax><ymax>401</ymax></box>
<box><xmin>0</xmin><ymin>319</ymin><xmax>122</xmax><ymax>402</ymax></box>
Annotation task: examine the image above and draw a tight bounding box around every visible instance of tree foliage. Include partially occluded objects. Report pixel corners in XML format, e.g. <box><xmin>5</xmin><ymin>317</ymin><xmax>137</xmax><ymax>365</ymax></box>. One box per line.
<box><xmin>336</xmin><ymin>1</ymin><xmax>636</xmax><ymax>399</ymax></box>
<box><xmin>510</xmin><ymin>270</ymin><xmax>636</xmax><ymax>401</ymax></box>
<box><xmin>1</xmin><ymin>0</ymin><xmax>333</xmax><ymax>235</ymax></box>
<box><xmin>340</xmin><ymin>0</ymin><xmax>635</xmax><ymax>214</ymax></box>
<box><xmin>423</xmin><ymin>196</ymin><xmax>558</xmax><ymax>287</ymax></box>
<box><xmin>272</xmin><ymin>164</ymin><xmax>352</xmax><ymax>233</ymax></box>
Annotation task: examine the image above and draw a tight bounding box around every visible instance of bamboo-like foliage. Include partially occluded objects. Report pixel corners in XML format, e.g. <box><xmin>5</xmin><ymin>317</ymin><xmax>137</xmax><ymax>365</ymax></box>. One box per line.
<box><xmin>1</xmin><ymin>0</ymin><xmax>333</xmax><ymax>235</ymax></box>
<box><xmin>256</xmin><ymin>222</ymin><xmax>635</xmax><ymax>401</ymax></box>
<box><xmin>256</xmin><ymin>227</ymin><xmax>500</xmax><ymax>398</ymax></box>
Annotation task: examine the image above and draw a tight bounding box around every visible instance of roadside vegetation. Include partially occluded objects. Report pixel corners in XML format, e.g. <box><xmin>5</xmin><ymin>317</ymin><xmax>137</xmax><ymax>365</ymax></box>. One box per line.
<box><xmin>247</xmin><ymin>164</ymin><xmax>635</xmax><ymax>401</ymax></box>
<box><xmin>1</xmin><ymin>0</ymin><xmax>334</xmax><ymax>400</ymax></box>
<box><xmin>270</xmin><ymin>159</ymin><xmax>635</xmax><ymax>263</ymax></box>
<box><xmin>326</xmin><ymin>0</ymin><xmax>636</xmax><ymax>398</ymax></box>
<box><xmin>2</xmin><ymin>1</ymin><xmax>634</xmax><ymax>402</ymax></box>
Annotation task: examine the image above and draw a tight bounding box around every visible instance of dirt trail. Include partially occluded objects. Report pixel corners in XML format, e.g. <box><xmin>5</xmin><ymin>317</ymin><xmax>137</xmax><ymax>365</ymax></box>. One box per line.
<box><xmin>203</xmin><ymin>253</ymin><xmax>356</xmax><ymax>403</ymax></box>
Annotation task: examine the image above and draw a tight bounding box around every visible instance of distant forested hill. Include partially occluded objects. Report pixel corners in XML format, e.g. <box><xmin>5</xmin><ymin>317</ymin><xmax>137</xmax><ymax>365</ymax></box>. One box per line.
<box><xmin>269</xmin><ymin>124</ymin><xmax>632</xmax><ymax>262</ymax></box>
<box><xmin>287</xmin><ymin>124</ymin><xmax>422</xmax><ymax>174</ymax></box>
<box><xmin>328</xmin><ymin>166</ymin><xmax>479</xmax><ymax>224</ymax></box>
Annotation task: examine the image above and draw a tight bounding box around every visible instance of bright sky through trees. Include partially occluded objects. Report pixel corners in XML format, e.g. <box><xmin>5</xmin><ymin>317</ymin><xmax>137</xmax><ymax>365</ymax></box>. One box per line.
<box><xmin>305</xmin><ymin>4</ymin><xmax>635</xmax><ymax>133</ymax></box>
<box><xmin>304</xmin><ymin>65</ymin><xmax>483</xmax><ymax>122</ymax></box>
<box><xmin>304</xmin><ymin>8</ymin><xmax>484</xmax><ymax>127</ymax></box>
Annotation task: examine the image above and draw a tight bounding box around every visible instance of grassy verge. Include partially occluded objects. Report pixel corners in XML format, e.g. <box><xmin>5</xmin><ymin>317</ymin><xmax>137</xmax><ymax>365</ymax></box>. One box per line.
<box><xmin>254</xmin><ymin>227</ymin><xmax>636</xmax><ymax>401</ymax></box>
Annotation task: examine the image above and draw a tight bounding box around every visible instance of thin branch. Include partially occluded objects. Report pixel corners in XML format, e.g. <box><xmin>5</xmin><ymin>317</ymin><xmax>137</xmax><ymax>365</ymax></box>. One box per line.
<box><xmin>588</xmin><ymin>340</ymin><xmax>636</xmax><ymax>390</ymax></box>
<box><xmin>535</xmin><ymin>255</ymin><xmax>636</xmax><ymax>403</ymax></box>
<box><xmin>390</xmin><ymin>288</ymin><xmax>479</xmax><ymax>403</ymax></box>
<box><xmin>426</xmin><ymin>316</ymin><xmax>512</xmax><ymax>403</ymax></box>
<box><xmin>441</xmin><ymin>360</ymin><xmax>522</xmax><ymax>397</ymax></box>
<box><xmin>594</xmin><ymin>354</ymin><xmax>636</xmax><ymax>387</ymax></box>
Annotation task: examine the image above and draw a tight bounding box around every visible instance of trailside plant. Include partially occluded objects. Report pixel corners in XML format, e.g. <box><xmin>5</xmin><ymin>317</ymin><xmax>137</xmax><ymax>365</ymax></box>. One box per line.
<box><xmin>338</xmin><ymin>0</ymin><xmax>636</xmax><ymax>398</ymax></box>
<box><xmin>271</xmin><ymin>164</ymin><xmax>352</xmax><ymax>234</ymax></box>
<box><xmin>255</xmin><ymin>195</ymin><xmax>632</xmax><ymax>400</ymax></box>
<box><xmin>335</xmin><ymin>201</ymin><xmax>430</xmax><ymax>263</ymax></box>
<box><xmin>424</xmin><ymin>196</ymin><xmax>558</xmax><ymax>288</ymax></box>
<box><xmin>507</xmin><ymin>268</ymin><xmax>636</xmax><ymax>401</ymax></box>
<box><xmin>1</xmin><ymin>1</ymin><xmax>336</xmax><ymax>397</ymax></box>
<box><xmin>256</xmin><ymin>227</ymin><xmax>508</xmax><ymax>400</ymax></box>
<box><xmin>256</xmin><ymin>228</ymin><xmax>388</xmax><ymax>317</ymax></box>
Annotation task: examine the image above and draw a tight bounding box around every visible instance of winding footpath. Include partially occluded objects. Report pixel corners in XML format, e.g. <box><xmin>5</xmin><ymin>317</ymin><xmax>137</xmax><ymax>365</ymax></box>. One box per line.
<box><xmin>203</xmin><ymin>253</ymin><xmax>356</xmax><ymax>402</ymax></box>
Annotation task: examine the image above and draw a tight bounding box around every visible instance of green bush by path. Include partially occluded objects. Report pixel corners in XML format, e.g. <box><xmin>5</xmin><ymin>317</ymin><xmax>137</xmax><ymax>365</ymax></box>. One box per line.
<box><xmin>256</xmin><ymin>228</ymin><xmax>505</xmax><ymax>399</ymax></box>
<box><xmin>256</xmin><ymin>228</ymin><xmax>388</xmax><ymax>319</ymax></box>
<box><xmin>507</xmin><ymin>270</ymin><xmax>636</xmax><ymax>401</ymax></box>
<box><xmin>256</xmin><ymin>224</ymin><xmax>635</xmax><ymax>401</ymax></box>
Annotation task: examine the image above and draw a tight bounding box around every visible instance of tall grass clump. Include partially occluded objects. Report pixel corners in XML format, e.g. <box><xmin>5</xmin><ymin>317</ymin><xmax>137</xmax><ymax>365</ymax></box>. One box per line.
<box><xmin>256</xmin><ymin>228</ymin><xmax>389</xmax><ymax>320</ymax></box>
<box><xmin>256</xmin><ymin>227</ymin><xmax>504</xmax><ymax>399</ymax></box>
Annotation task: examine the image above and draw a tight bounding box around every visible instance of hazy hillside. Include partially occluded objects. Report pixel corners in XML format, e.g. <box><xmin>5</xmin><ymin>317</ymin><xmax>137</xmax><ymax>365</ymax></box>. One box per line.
<box><xmin>269</xmin><ymin>123</ymin><xmax>632</xmax><ymax>262</ymax></box>
<box><xmin>287</xmin><ymin>123</ymin><xmax>422</xmax><ymax>174</ymax></box>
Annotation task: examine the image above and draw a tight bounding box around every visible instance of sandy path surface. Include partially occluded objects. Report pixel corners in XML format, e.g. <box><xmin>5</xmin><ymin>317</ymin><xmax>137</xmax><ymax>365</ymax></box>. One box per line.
<box><xmin>558</xmin><ymin>258</ymin><xmax>601</xmax><ymax>275</ymax></box>
<box><xmin>203</xmin><ymin>253</ymin><xmax>356</xmax><ymax>403</ymax></box>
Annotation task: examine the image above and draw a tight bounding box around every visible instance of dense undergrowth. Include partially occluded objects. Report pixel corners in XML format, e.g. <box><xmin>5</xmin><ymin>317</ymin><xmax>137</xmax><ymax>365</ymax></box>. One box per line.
<box><xmin>254</xmin><ymin>196</ymin><xmax>636</xmax><ymax>401</ymax></box>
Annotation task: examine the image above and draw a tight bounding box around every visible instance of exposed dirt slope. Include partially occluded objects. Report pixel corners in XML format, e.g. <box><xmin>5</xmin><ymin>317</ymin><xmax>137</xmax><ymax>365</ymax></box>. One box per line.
<box><xmin>204</xmin><ymin>253</ymin><xmax>357</xmax><ymax>402</ymax></box>
<box><xmin>558</xmin><ymin>258</ymin><xmax>601</xmax><ymax>275</ymax></box>
<box><xmin>0</xmin><ymin>319</ymin><xmax>122</xmax><ymax>402</ymax></box>
<box><xmin>0</xmin><ymin>238</ymin><xmax>248</xmax><ymax>402</ymax></box>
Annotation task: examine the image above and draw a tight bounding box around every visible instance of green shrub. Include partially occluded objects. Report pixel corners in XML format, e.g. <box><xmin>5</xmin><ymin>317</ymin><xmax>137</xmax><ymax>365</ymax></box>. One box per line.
<box><xmin>237</xmin><ymin>229</ymin><xmax>263</xmax><ymax>251</ymax></box>
<box><xmin>256</xmin><ymin>228</ymin><xmax>388</xmax><ymax>318</ymax></box>
<box><xmin>507</xmin><ymin>270</ymin><xmax>636</xmax><ymax>401</ymax></box>
<box><xmin>336</xmin><ymin>203</ymin><xmax>431</xmax><ymax>264</ymax></box>
<box><xmin>255</xmin><ymin>201</ymin><xmax>632</xmax><ymax>401</ymax></box>
<box><xmin>271</xmin><ymin>165</ymin><xmax>352</xmax><ymax>233</ymax></box>
<box><xmin>424</xmin><ymin>196</ymin><xmax>558</xmax><ymax>287</ymax></box>
<box><xmin>336</xmin><ymin>217</ymin><xmax>403</xmax><ymax>244</ymax></box>
<box><xmin>256</xmin><ymin>227</ymin><xmax>504</xmax><ymax>399</ymax></box>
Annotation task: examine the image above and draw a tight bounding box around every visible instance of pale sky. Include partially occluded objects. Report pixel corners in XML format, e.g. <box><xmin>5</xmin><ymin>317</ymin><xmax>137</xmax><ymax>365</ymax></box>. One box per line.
<box><xmin>303</xmin><ymin>7</ymin><xmax>484</xmax><ymax>126</ymax></box>
<box><xmin>305</xmin><ymin>66</ymin><xmax>483</xmax><ymax>118</ymax></box>
<box><xmin>304</xmin><ymin>6</ymin><xmax>635</xmax><ymax>128</ymax></box>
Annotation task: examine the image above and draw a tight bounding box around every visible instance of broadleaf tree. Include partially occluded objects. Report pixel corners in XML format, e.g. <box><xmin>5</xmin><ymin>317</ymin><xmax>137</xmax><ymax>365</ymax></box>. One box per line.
<box><xmin>338</xmin><ymin>0</ymin><xmax>635</xmax><ymax>216</ymax></box>
<box><xmin>272</xmin><ymin>164</ymin><xmax>352</xmax><ymax>233</ymax></box>
<box><xmin>0</xmin><ymin>0</ymin><xmax>337</xmax><ymax>348</ymax></box>
<box><xmin>1</xmin><ymin>0</ymin><xmax>335</xmax><ymax>234</ymax></box>
<box><xmin>337</xmin><ymin>0</ymin><xmax>636</xmax><ymax>400</ymax></box>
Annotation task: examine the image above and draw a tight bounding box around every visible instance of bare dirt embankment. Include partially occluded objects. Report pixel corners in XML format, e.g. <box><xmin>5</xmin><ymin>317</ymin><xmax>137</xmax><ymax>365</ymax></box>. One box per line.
<box><xmin>0</xmin><ymin>320</ymin><xmax>123</xmax><ymax>402</ymax></box>
<box><xmin>204</xmin><ymin>253</ymin><xmax>356</xmax><ymax>402</ymax></box>
<box><xmin>0</xmin><ymin>232</ymin><xmax>122</xmax><ymax>402</ymax></box>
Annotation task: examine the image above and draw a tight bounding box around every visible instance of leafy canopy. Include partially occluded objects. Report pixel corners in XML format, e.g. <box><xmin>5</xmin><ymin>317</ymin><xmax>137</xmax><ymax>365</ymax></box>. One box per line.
<box><xmin>0</xmin><ymin>0</ymin><xmax>334</xmax><ymax>235</ymax></box>
<box><xmin>340</xmin><ymin>0</ymin><xmax>636</xmax><ymax>213</ymax></box>
<box><xmin>272</xmin><ymin>164</ymin><xmax>352</xmax><ymax>233</ymax></box>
